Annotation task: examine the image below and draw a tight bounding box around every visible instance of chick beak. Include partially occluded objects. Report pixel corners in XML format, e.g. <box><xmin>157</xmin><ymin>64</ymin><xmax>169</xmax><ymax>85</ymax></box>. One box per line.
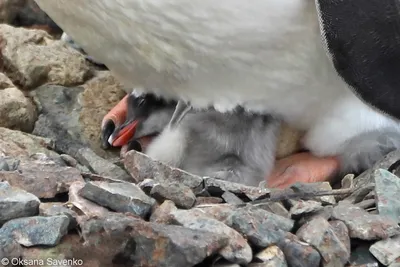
<box><xmin>108</xmin><ymin>119</ymin><xmax>140</xmax><ymax>147</ymax></box>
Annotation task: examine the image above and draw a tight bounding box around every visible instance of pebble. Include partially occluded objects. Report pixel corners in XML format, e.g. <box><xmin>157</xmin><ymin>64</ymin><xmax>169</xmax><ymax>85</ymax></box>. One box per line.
<box><xmin>253</xmin><ymin>245</ymin><xmax>288</xmax><ymax>267</ymax></box>
<box><xmin>329</xmin><ymin>220</ymin><xmax>351</xmax><ymax>253</ymax></box>
<box><xmin>39</xmin><ymin>202</ymin><xmax>78</xmax><ymax>229</ymax></box>
<box><xmin>0</xmin><ymin>215</ymin><xmax>69</xmax><ymax>247</ymax></box>
<box><xmin>0</xmin><ymin>181</ymin><xmax>40</xmax><ymax>224</ymax></box>
<box><xmin>149</xmin><ymin>200</ymin><xmax>178</xmax><ymax>224</ymax></box>
<box><xmin>369</xmin><ymin>235</ymin><xmax>400</xmax><ymax>266</ymax></box>
<box><xmin>253</xmin><ymin>201</ymin><xmax>290</xmax><ymax>218</ymax></box>
<box><xmin>289</xmin><ymin>200</ymin><xmax>323</xmax><ymax>218</ymax></box>
<box><xmin>373</xmin><ymin>169</ymin><xmax>400</xmax><ymax>223</ymax></box>
<box><xmin>349</xmin><ymin>244</ymin><xmax>380</xmax><ymax>267</ymax></box>
<box><xmin>195</xmin><ymin>196</ymin><xmax>224</xmax><ymax>206</ymax></box>
<box><xmin>222</xmin><ymin>191</ymin><xmax>245</xmax><ymax>204</ymax></box>
<box><xmin>79</xmin><ymin>181</ymin><xmax>155</xmax><ymax>218</ymax></box>
<box><xmin>150</xmin><ymin>182</ymin><xmax>196</xmax><ymax>209</ymax></box>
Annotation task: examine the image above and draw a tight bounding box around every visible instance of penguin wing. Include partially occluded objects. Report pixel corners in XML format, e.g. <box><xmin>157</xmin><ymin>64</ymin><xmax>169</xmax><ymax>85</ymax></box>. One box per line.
<box><xmin>315</xmin><ymin>0</ymin><xmax>400</xmax><ymax>120</ymax></box>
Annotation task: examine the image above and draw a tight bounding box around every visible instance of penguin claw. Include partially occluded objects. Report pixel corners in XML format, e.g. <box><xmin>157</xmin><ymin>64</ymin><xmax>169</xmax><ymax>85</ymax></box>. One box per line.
<box><xmin>266</xmin><ymin>152</ymin><xmax>340</xmax><ymax>189</ymax></box>
<box><xmin>101</xmin><ymin>94</ymin><xmax>130</xmax><ymax>149</ymax></box>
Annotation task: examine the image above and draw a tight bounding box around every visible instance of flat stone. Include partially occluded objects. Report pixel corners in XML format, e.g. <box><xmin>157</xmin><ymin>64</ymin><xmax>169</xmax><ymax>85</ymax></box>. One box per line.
<box><xmin>150</xmin><ymin>200</ymin><xmax>177</xmax><ymax>224</ymax></box>
<box><xmin>0</xmin><ymin>232</ymin><xmax>22</xmax><ymax>262</ymax></box>
<box><xmin>0</xmin><ymin>181</ymin><xmax>40</xmax><ymax>224</ymax></box>
<box><xmin>0</xmin><ymin>156</ymin><xmax>84</xmax><ymax>198</ymax></box>
<box><xmin>296</xmin><ymin>216</ymin><xmax>350</xmax><ymax>266</ymax></box>
<box><xmin>222</xmin><ymin>191</ymin><xmax>244</xmax><ymax>204</ymax></box>
<box><xmin>39</xmin><ymin>202</ymin><xmax>78</xmax><ymax>229</ymax></box>
<box><xmin>124</xmin><ymin>150</ymin><xmax>203</xmax><ymax>193</ymax></box>
<box><xmin>329</xmin><ymin>220</ymin><xmax>351</xmax><ymax>254</ymax></box>
<box><xmin>0</xmin><ymin>215</ymin><xmax>69</xmax><ymax>247</ymax></box>
<box><xmin>170</xmin><ymin>209</ymin><xmax>252</xmax><ymax>265</ymax></box>
<box><xmin>373</xmin><ymin>169</ymin><xmax>400</xmax><ymax>223</ymax></box>
<box><xmin>349</xmin><ymin>244</ymin><xmax>380</xmax><ymax>267</ymax></box>
<box><xmin>79</xmin><ymin>213</ymin><xmax>229</xmax><ymax>267</ymax></box>
<box><xmin>369</xmin><ymin>235</ymin><xmax>400</xmax><ymax>266</ymax></box>
<box><xmin>253</xmin><ymin>245</ymin><xmax>288</xmax><ymax>267</ymax></box>
<box><xmin>389</xmin><ymin>258</ymin><xmax>400</xmax><ymax>267</ymax></box>
<box><xmin>289</xmin><ymin>200</ymin><xmax>323</xmax><ymax>218</ymax></box>
<box><xmin>297</xmin><ymin>206</ymin><xmax>333</xmax><ymax>226</ymax></box>
<box><xmin>204</xmin><ymin>177</ymin><xmax>270</xmax><ymax>200</ymax></box>
<box><xmin>253</xmin><ymin>202</ymin><xmax>290</xmax><ymax>218</ymax></box>
<box><xmin>332</xmin><ymin>203</ymin><xmax>400</xmax><ymax>240</ymax></box>
<box><xmin>195</xmin><ymin>204</ymin><xmax>237</xmax><ymax>221</ymax></box>
<box><xmin>79</xmin><ymin>181</ymin><xmax>155</xmax><ymax>218</ymax></box>
<box><xmin>278</xmin><ymin>232</ymin><xmax>321</xmax><ymax>267</ymax></box>
<box><xmin>225</xmin><ymin>207</ymin><xmax>294</xmax><ymax>248</ymax></box>
<box><xmin>150</xmin><ymin>182</ymin><xmax>196</xmax><ymax>209</ymax></box>
<box><xmin>195</xmin><ymin>196</ymin><xmax>224</xmax><ymax>206</ymax></box>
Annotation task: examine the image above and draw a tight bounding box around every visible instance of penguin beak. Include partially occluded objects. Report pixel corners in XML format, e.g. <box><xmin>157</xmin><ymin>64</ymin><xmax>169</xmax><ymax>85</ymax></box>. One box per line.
<box><xmin>108</xmin><ymin>119</ymin><xmax>140</xmax><ymax>147</ymax></box>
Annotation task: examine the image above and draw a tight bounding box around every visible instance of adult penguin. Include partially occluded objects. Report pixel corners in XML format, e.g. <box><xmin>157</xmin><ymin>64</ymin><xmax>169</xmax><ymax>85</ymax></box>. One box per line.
<box><xmin>34</xmin><ymin>0</ymin><xmax>400</xmax><ymax>188</ymax></box>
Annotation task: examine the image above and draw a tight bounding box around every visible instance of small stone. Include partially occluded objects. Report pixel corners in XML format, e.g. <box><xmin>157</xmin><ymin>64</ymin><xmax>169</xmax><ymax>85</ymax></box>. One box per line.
<box><xmin>332</xmin><ymin>203</ymin><xmax>400</xmax><ymax>240</ymax></box>
<box><xmin>170</xmin><ymin>209</ymin><xmax>253</xmax><ymax>265</ymax></box>
<box><xmin>253</xmin><ymin>202</ymin><xmax>290</xmax><ymax>218</ymax></box>
<box><xmin>79</xmin><ymin>213</ymin><xmax>229</xmax><ymax>267</ymax></box>
<box><xmin>225</xmin><ymin>207</ymin><xmax>294</xmax><ymax>247</ymax></box>
<box><xmin>297</xmin><ymin>206</ymin><xmax>333</xmax><ymax>226</ymax></box>
<box><xmin>150</xmin><ymin>200</ymin><xmax>177</xmax><ymax>224</ymax></box>
<box><xmin>124</xmin><ymin>150</ymin><xmax>203</xmax><ymax>193</ymax></box>
<box><xmin>290</xmin><ymin>182</ymin><xmax>336</xmax><ymax>204</ymax></box>
<box><xmin>204</xmin><ymin>177</ymin><xmax>270</xmax><ymax>200</ymax></box>
<box><xmin>39</xmin><ymin>202</ymin><xmax>78</xmax><ymax>229</ymax></box>
<box><xmin>289</xmin><ymin>200</ymin><xmax>323</xmax><ymax>218</ymax></box>
<box><xmin>222</xmin><ymin>191</ymin><xmax>244</xmax><ymax>204</ymax></box>
<box><xmin>195</xmin><ymin>204</ymin><xmax>237</xmax><ymax>221</ymax></box>
<box><xmin>254</xmin><ymin>245</ymin><xmax>288</xmax><ymax>267</ymax></box>
<box><xmin>150</xmin><ymin>182</ymin><xmax>196</xmax><ymax>209</ymax></box>
<box><xmin>0</xmin><ymin>181</ymin><xmax>40</xmax><ymax>224</ymax></box>
<box><xmin>369</xmin><ymin>235</ymin><xmax>400</xmax><ymax>266</ymax></box>
<box><xmin>349</xmin><ymin>244</ymin><xmax>380</xmax><ymax>267</ymax></box>
<box><xmin>0</xmin><ymin>233</ymin><xmax>22</xmax><ymax>262</ymax></box>
<box><xmin>0</xmin><ymin>215</ymin><xmax>69</xmax><ymax>247</ymax></box>
<box><xmin>213</xmin><ymin>263</ymin><xmax>241</xmax><ymax>267</ymax></box>
<box><xmin>79</xmin><ymin>181</ymin><xmax>155</xmax><ymax>218</ymax></box>
<box><xmin>278</xmin><ymin>232</ymin><xmax>321</xmax><ymax>267</ymax></box>
<box><xmin>59</xmin><ymin>154</ymin><xmax>78</xmax><ymax>167</ymax></box>
<box><xmin>296</xmin><ymin>216</ymin><xmax>350</xmax><ymax>266</ymax></box>
<box><xmin>329</xmin><ymin>220</ymin><xmax>351</xmax><ymax>254</ymax></box>
<box><xmin>195</xmin><ymin>196</ymin><xmax>223</xmax><ymax>206</ymax></box>
<box><xmin>373</xmin><ymin>169</ymin><xmax>400</xmax><ymax>223</ymax></box>
<box><xmin>137</xmin><ymin>178</ymin><xmax>157</xmax><ymax>194</ymax></box>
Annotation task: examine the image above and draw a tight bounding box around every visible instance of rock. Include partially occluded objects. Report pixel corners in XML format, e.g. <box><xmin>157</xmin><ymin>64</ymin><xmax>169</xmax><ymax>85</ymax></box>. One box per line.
<box><xmin>296</xmin><ymin>216</ymin><xmax>350</xmax><ymax>266</ymax></box>
<box><xmin>0</xmin><ymin>72</ymin><xmax>13</xmax><ymax>88</ymax></box>
<box><xmin>278</xmin><ymin>232</ymin><xmax>321</xmax><ymax>267</ymax></box>
<box><xmin>0</xmin><ymin>215</ymin><xmax>69</xmax><ymax>247</ymax></box>
<box><xmin>79</xmin><ymin>213</ymin><xmax>229</xmax><ymax>267</ymax></box>
<box><xmin>297</xmin><ymin>206</ymin><xmax>333</xmax><ymax>226</ymax></box>
<box><xmin>0</xmin><ymin>156</ymin><xmax>84</xmax><ymax>198</ymax></box>
<box><xmin>137</xmin><ymin>178</ymin><xmax>157</xmax><ymax>194</ymax></box>
<box><xmin>253</xmin><ymin>245</ymin><xmax>288</xmax><ymax>267</ymax></box>
<box><xmin>221</xmin><ymin>191</ymin><xmax>244</xmax><ymax>204</ymax></box>
<box><xmin>332</xmin><ymin>203</ymin><xmax>400</xmax><ymax>240</ymax></box>
<box><xmin>329</xmin><ymin>220</ymin><xmax>351</xmax><ymax>254</ymax></box>
<box><xmin>0</xmin><ymin>232</ymin><xmax>22</xmax><ymax>261</ymax></box>
<box><xmin>150</xmin><ymin>182</ymin><xmax>196</xmax><ymax>209</ymax></box>
<box><xmin>124</xmin><ymin>150</ymin><xmax>203</xmax><ymax>193</ymax></box>
<box><xmin>214</xmin><ymin>263</ymin><xmax>241</xmax><ymax>267</ymax></box>
<box><xmin>68</xmin><ymin>181</ymin><xmax>110</xmax><ymax>217</ymax></box>
<box><xmin>79</xmin><ymin>181</ymin><xmax>155</xmax><ymax>218</ymax></box>
<box><xmin>389</xmin><ymin>259</ymin><xmax>400</xmax><ymax>267</ymax></box>
<box><xmin>170</xmin><ymin>209</ymin><xmax>253</xmax><ymax>265</ymax></box>
<box><xmin>0</xmin><ymin>181</ymin><xmax>39</xmax><ymax>224</ymax></box>
<box><xmin>0</xmin><ymin>86</ymin><xmax>37</xmax><ymax>132</ymax></box>
<box><xmin>39</xmin><ymin>202</ymin><xmax>78</xmax><ymax>229</ymax></box>
<box><xmin>373</xmin><ymin>169</ymin><xmax>400</xmax><ymax>223</ymax></box>
<box><xmin>0</xmin><ymin>126</ymin><xmax>56</xmax><ymax>158</ymax></box>
<box><xmin>369</xmin><ymin>235</ymin><xmax>400</xmax><ymax>266</ymax></box>
<box><xmin>311</xmin><ymin>182</ymin><xmax>336</xmax><ymax>205</ymax></box>
<box><xmin>225</xmin><ymin>207</ymin><xmax>294</xmax><ymax>248</ymax></box>
<box><xmin>59</xmin><ymin>153</ymin><xmax>78</xmax><ymax>167</ymax></box>
<box><xmin>195</xmin><ymin>204</ymin><xmax>237</xmax><ymax>221</ymax></box>
<box><xmin>349</xmin><ymin>244</ymin><xmax>380</xmax><ymax>267</ymax></box>
<box><xmin>253</xmin><ymin>202</ymin><xmax>290</xmax><ymax>218</ymax></box>
<box><xmin>150</xmin><ymin>200</ymin><xmax>178</xmax><ymax>224</ymax></box>
<box><xmin>204</xmin><ymin>177</ymin><xmax>269</xmax><ymax>200</ymax></box>
<box><xmin>195</xmin><ymin>196</ymin><xmax>224</xmax><ymax>206</ymax></box>
<box><xmin>0</xmin><ymin>24</ymin><xmax>92</xmax><ymax>90</ymax></box>
<box><xmin>289</xmin><ymin>200</ymin><xmax>323</xmax><ymax>218</ymax></box>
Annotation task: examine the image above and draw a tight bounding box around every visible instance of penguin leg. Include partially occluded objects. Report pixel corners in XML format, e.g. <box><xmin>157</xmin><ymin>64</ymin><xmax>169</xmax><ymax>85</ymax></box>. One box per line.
<box><xmin>101</xmin><ymin>94</ymin><xmax>129</xmax><ymax>149</ymax></box>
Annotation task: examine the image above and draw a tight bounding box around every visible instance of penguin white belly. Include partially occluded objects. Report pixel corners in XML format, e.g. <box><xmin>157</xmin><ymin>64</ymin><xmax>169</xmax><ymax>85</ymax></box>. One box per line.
<box><xmin>34</xmin><ymin>0</ymin><xmax>400</xmax><ymax>157</ymax></box>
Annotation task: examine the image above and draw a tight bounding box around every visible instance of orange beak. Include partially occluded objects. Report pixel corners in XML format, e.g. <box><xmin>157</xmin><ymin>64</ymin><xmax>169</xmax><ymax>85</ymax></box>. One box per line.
<box><xmin>108</xmin><ymin>120</ymin><xmax>140</xmax><ymax>147</ymax></box>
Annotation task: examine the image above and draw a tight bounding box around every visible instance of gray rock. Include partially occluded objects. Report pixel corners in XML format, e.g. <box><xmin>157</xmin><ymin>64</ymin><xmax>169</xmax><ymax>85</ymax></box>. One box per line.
<box><xmin>289</xmin><ymin>200</ymin><xmax>323</xmax><ymax>218</ymax></box>
<box><xmin>296</xmin><ymin>216</ymin><xmax>350</xmax><ymax>266</ymax></box>
<box><xmin>195</xmin><ymin>204</ymin><xmax>237</xmax><ymax>221</ymax></box>
<box><xmin>253</xmin><ymin>201</ymin><xmax>290</xmax><ymax>218</ymax></box>
<box><xmin>0</xmin><ymin>181</ymin><xmax>40</xmax><ymax>224</ymax></box>
<box><xmin>225</xmin><ymin>207</ymin><xmax>294</xmax><ymax>247</ymax></box>
<box><xmin>204</xmin><ymin>177</ymin><xmax>270</xmax><ymax>200</ymax></box>
<box><xmin>332</xmin><ymin>203</ymin><xmax>400</xmax><ymax>240</ymax></box>
<box><xmin>39</xmin><ymin>202</ymin><xmax>78</xmax><ymax>229</ymax></box>
<box><xmin>195</xmin><ymin>196</ymin><xmax>224</xmax><ymax>206</ymax></box>
<box><xmin>170</xmin><ymin>209</ymin><xmax>253</xmax><ymax>265</ymax></box>
<box><xmin>0</xmin><ymin>233</ymin><xmax>22</xmax><ymax>263</ymax></box>
<box><xmin>79</xmin><ymin>181</ymin><xmax>155</xmax><ymax>218</ymax></box>
<box><xmin>150</xmin><ymin>182</ymin><xmax>196</xmax><ymax>209</ymax></box>
<box><xmin>221</xmin><ymin>191</ymin><xmax>244</xmax><ymax>204</ymax></box>
<box><xmin>0</xmin><ymin>215</ymin><xmax>69</xmax><ymax>247</ymax></box>
<box><xmin>349</xmin><ymin>244</ymin><xmax>380</xmax><ymax>267</ymax></box>
<box><xmin>373</xmin><ymin>169</ymin><xmax>400</xmax><ymax>223</ymax></box>
<box><xmin>150</xmin><ymin>200</ymin><xmax>177</xmax><ymax>224</ymax></box>
<box><xmin>329</xmin><ymin>220</ymin><xmax>351</xmax><ymax>254</ymax></box>
<box><xmin>297</xmin><ymin>206</ymin><xmax>333</xmax><ymax>226</ymax></box>
<box><xmin>124</xmin><ymin>150</ymin><xmax>204</xmax><ymax>193</ymax></box>
<box><xmin>278</xmin><ymin>232</ymin><xmax>321</xmax><ymax>267</ymax></box>
<box><xmin>369</xmin><ymin>235</ymin><xmax>400</xmax><ymax>266</ymax></box>
<box><xmin>253</xmin><ymin>245</ymin><xmax>288</xmax><ymax>267</ymax></box>
<box><xmin>79</xmin><ymin>212</ymin><xmax>229</xmax><ymax>267</ymax></box>
<box><xmin>137</xmin><ymin>178</ymin><xmax>157</xmax><ymax>194</ymax></box>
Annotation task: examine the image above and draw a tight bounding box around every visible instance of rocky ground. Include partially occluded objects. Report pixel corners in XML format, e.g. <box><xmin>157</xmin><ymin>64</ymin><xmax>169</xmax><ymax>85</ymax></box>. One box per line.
<box><xmin>0</xmin><ymin>1</ymin><xmax>400</xmax><ymax>267</ymax></box>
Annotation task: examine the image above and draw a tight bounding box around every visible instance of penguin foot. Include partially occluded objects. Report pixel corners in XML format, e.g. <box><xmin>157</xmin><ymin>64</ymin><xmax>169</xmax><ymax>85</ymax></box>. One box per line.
<box><xmin>101</xmin><ymin>94</ymin><xmax>130</xmax><ymax>149</ymax></box>
<box><xmin>266</xmin><ymin>152</ymin><xmax>340</xmax><ymax>189</ymax></box>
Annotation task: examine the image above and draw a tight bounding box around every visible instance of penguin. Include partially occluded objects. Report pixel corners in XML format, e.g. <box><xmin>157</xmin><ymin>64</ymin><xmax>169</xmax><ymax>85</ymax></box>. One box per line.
<box><xmin>33</xmin><ymin>0</ymin><xmax>400</xmax><ymax>188</ymax></box>
<box><xmin>109</xmin><ymin>92</ymin><xmax>281</xmax><ymax>187</ymax></box>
